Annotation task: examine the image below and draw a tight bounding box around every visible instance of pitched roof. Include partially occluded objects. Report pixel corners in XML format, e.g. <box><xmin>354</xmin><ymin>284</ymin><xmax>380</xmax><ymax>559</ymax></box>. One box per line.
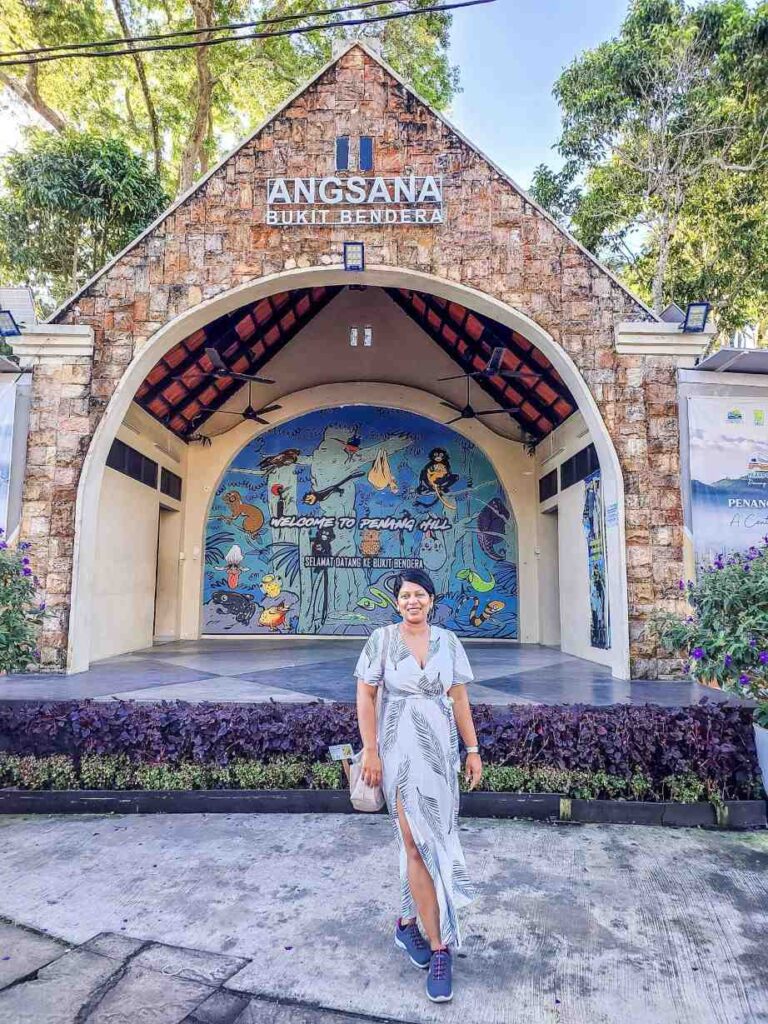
<box><xmin>49</xmin><ymin>40</ymin><xmax>657</xmax><ymax>324</ymax></box>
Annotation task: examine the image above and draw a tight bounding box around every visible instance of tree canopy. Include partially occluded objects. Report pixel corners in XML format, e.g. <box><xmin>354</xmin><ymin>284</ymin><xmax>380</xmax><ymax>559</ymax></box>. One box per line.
<box><xmin>0</xmin><ymin>130</ymin><xmax>168</xmax><ymax>310</ymax></box>
<box><xmin>531</xmin><ymin>0</ymin><xmax>768</xmax><ymax>336</ymax></box>
<box><xmin>0</xmin><ymin>1</ymin><xmax>459</xmax><ymax>194</ymax></box>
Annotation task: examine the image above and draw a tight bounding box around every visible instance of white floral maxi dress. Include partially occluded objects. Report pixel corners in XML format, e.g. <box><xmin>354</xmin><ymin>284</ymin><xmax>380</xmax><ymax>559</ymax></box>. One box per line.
<box><xmin>354</xmin><ymin>623</ymin><xmax>480</xmax><ymax>949</ymax></box>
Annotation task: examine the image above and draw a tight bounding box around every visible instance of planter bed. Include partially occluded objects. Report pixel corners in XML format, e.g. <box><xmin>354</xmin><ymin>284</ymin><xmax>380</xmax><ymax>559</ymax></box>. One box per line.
<box><xmin>1</xmin><ymin>787</ymin><xmax>764</xmax><ymax>829</ymax></box>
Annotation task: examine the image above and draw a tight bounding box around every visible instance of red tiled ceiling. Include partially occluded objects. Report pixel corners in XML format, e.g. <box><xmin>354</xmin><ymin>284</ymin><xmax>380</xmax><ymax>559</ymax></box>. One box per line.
<box><xmin>254</xmin><ymin>299</ymin><xmax>273</xmax><ymax>324</ymax></box>
<box><xmin>235</xmin><ymin>315</ymin><xmax>255</xmax><ymax>341</ymax></box>
<box><xmin>136</xmin><ymin>284</ymin><xmax>574</xmax><ymax>442</ymax></box>
<box><xmin>385</xmin><ymin>287</ymin><xmax>576</xmax><ymax>440</ymax></box>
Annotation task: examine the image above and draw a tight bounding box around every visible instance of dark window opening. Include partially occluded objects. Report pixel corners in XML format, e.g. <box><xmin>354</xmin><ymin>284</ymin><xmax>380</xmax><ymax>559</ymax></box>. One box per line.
<box><xmin>106</xmin><ymin>438</ymin><xmax>158</xmax><ymax>489</ymax></box>
<box><xmin>335</xmin><ymin>136</ymin><xmax>350</xmax><ymax>171</ymax></box>
<box><xmin>559</xmin><ymin>443</ymin><xmax>599</xmax><ymax>491</ymax></box>
<box><xmin>538</xmin><ymin>469</ymin><xmax>558</xmax><ymax>503</ymax></box>
<box><xmin>359</xmin><ymin>136</ymin><xmax>374</xmax><ymax>172</ymax></box>
<box><xmin>160</xmin><ymin>467</ymin><xmax>183</xmax><ymax>501</ymax></box>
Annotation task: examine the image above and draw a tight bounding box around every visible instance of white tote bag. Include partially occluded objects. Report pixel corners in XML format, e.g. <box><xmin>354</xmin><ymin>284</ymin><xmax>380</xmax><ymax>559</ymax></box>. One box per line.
<box><xmin>348</xmin><ymin>630</ymin><xmax>389</xmax><ymax>812</ymax></box>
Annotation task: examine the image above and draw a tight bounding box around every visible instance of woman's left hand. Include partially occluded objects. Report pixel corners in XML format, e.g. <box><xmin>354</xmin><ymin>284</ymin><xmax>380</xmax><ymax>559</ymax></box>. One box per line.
<box><xmin>464</xmin><ymin>752</ymin><xmax>483</xmax><ymax>790</ymax></box>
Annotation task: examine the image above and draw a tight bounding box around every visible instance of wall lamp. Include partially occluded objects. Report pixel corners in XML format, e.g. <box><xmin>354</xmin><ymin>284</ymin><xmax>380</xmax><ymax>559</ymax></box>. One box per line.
<box><xmin>0</xmin><ymin>309</ymin><xmax>21</xmax><ymax>337</ymax></box>
<box><xmin>343</xmin><ymin>241</ymin><xmax>365</xmax><ymax>272</ymax></box>
<box><xmin>681</xmin><ymin>302</ymin><xmax>710</xmax><ymax>333</ymax></box>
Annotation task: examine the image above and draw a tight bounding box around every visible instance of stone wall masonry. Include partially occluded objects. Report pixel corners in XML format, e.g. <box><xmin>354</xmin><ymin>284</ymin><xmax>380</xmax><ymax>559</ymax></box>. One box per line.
<box><xmin>22</xmin><ymin>44</ymin><xmax>685</xmax><ymax>675</ymax></box>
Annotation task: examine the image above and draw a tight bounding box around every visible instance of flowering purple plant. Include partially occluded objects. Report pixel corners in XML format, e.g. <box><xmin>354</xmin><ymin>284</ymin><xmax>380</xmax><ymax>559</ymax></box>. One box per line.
<box><xmin>0</xmin><ymin>540</ymin><xmax>45</xmax><ymax>673</ymax></box>
<box><xmin>652</xmin><ymin>541</ymin><xmax>768</xmax><ymax>728</ymax></box>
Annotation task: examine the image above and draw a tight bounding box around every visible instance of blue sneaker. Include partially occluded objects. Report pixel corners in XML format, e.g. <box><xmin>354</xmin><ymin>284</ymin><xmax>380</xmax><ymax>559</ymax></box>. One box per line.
<box><xmin>394</xmin><ymin>917</ymin><xmax>431</xmax><ymax>969</ymax></box>
<box><xmin>426</xmin><ymin>947</ymin><xmax>452</xmax><ymax>1002</ymax></box>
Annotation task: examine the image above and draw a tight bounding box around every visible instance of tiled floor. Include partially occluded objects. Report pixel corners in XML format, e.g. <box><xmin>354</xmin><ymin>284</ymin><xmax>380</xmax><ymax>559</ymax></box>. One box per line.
<box><xmin>0</xmin><ymin>638</ymin><xmax>749</xmax><ymax>707</ymax></box>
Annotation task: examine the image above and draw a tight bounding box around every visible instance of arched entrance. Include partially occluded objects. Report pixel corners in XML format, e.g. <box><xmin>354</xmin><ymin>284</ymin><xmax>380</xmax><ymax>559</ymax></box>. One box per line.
<box><xmin>69</xmin><ymin>266</ymin><xmax>630</xmax><ymax>677</ymax></box>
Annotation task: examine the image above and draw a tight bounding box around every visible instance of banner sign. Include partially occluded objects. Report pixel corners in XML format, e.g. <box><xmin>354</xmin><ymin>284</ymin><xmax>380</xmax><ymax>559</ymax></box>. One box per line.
<box><xmin>582</xmin><ymin>470</ymin><xmax>610</xmax><ymax>649</ymax></box>
<box><xmin>689</xmin><ymin>396</ymin><xmax>768</xmax><ymax>564</ymax></box>
<box><xmin>202</xmin><ymin>406</ymin><xmax>518</xmax><ymax>637</ymax></box>
<box><xmin>265</xmin><ymin>175</ymin><xmax>443</xmax><ymax>226</ymax></box>
<box><xmin>0</xmin><ymin>379</ymin><xmax>16</xmax><ymax>533</ymax></box>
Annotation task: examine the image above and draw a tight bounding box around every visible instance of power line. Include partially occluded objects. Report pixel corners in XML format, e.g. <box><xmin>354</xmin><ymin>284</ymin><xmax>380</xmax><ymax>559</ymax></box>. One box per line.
<box><xmin>0</xmin><ymin>0</ymin><xmax>494</xmax><ymax>68</ymax></box>
<box><xmin>0</xmin><ymin>0</ymin><xmax>408</xmax><ymax>59</ymax></box>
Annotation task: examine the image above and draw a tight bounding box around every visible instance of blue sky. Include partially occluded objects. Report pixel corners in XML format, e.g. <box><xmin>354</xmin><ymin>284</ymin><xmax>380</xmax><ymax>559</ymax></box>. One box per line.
<box><xmin>446</xmin><ymin>0</ymin><xmax>628</xmax><ymax>190</ymax></box>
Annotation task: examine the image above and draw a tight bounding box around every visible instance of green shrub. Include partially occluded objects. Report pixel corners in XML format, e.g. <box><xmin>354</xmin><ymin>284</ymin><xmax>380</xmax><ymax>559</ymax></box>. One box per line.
<box><xmin>309</xmin><ymin>761</ymin><xmax>344</xmax><ymax>789</ymax></box>
<box><xmin>80</xmin><ymin>755</ymin><xmax>136</xmax><ymax>790</ymax></box>
<box><xmin>0</xmin><ymin>754</ymin><xmax>755</xmax><ymax>809</ymax></box>
<box><xmin>16</xmin><ymin>755</ymin><xmax>77</xmax><ymax>790</ymax></box>
<box><xmin>134</xmin><ymin>763</ymin><xmax>191</xmax><ymax>790</ymax></box>
<box><xmin>206</xmin><ymin>765</ymin><xmax>234</xmax><ymax>789</ymax></box>
<box><xmin>662</xmin><ymin>772</ymin><xmax>706</xmax><ymax>804</ymax></box>
<box><xmin>0</xmin><ymin>754</ymin><xmax>21</xmax><ymax>787</ymax></box>
<box><xmin>629</xmin><ymin>771</ymin><xmax>653</xmax><ymax>800</ymax></box>
<box><xmin>229</xmin><ymin>756</ymin><xmax>307</xmax><ymax>790</ymax></box>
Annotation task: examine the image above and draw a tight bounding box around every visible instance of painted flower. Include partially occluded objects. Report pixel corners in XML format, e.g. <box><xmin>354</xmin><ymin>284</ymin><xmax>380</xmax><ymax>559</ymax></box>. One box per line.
<box><xmin>691</xmin><ymin>647</ymin><xmax>706</xmax><ymax>660</ymax></box>
<box><xmin>739</xmin><ymin>674</ymin><xmax>751</xmax><ymax>686</ymax></box>
<box><xmin>38</xmin><ymin>602</ymin><xmax>46</xmax><ymax>612</ymax></box>
<box><xmin>22</xmin><ymin>567</ymin><xmax>31</xmax><ymax>576</ymax></box>
<box><xmin>21</xmin><ymin>557</ymin><xmax>30</xmax><ymax>566</ymax></box>
<box><xmin>750</xmin><ymin>638</ymin><xmax>758</xmax><ymax>649</ymax></box>
<box><xmin>678</xmin><ymin>579</ymin><xmax>685</xmax><ymax>590</ymax></box>
<box><xmin>0</xmin><ymin>541</ymin><xmax>7</xmax><ymax>550</ymax></box>
<box><xmin>19</xmin><ymin>541</ymin><xmax>30</xmax><ymax>551</ymax></box>
<box><xmin>760</xmin><ymin>651</ymin><xmax>768</xmax><ymax>665</ymax></box>
<box><xmin>724</xmin><ymin>654</ymin><xmax>733</xmax><ymax>668</ymax></box>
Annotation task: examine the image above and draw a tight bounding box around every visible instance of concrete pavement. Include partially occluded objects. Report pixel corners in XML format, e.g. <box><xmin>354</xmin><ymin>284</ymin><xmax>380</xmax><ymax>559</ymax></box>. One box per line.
<box><xmin>0</xmin><ymin>812</ymin><xmax>767</xmax><ymax>1023</ymax></box>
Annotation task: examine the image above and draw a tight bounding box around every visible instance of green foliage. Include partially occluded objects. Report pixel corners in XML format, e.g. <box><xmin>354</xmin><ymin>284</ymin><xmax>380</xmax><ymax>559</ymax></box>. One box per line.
<box><xmin>0</xmin><ymin>1</ymin><xmax>458</xmax><ymax>194</ymax></box>
<box><xmin>80</xmin><ymin>754</ymin><xmax>136</xmax><ymax>790</ymax></box>
<box><xmin>529</xmin><ymin>161</ymin><xmax>583</xmax><ymax>227</ymax></box>
<box><xmin>535</xmin><ymin>0</ymin><xmax>768</xmax><ymax>328</ymax></box>
<box><xmin>15</xmin><ymin>754</ymin><xmax>78</xmax><ymax>789</ymax></box>
<box><xmin>309</xmin><ymin>760</ymin><xmax>344</xmax><ymax>790</ymax></box>
<box><xmin>661</xmin><ymin>771</ymin><xmax>706</xmax><ymax>804</ymax></box>
<box><xmin>0</xmin><ymin>535</ymin><xmax>44</xmax><ymax>673</ymax></box>
<box><xmin>0</xmin><ymin>753</ymin><xmax>760</xmax><ymax>804</ymax></box>
<box><xmin>0</xmin><ymin>130</ymin><xmax>168</xmax><ymax>312</ymax></box>
<box><xmin>651</xmin><ymin>542</ymin><xmax>768</xmax><ymax>722</ymax></box>
<box><xmin>229</xmin><ymin>755</ymin><xmax>307</xmax><ymax>789</ymax></box>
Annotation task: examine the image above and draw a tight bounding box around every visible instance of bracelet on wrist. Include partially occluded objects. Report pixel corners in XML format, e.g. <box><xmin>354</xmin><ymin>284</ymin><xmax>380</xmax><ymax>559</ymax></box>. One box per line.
<box><xmin>464</xmin><ymin>745</ymin><xmax>479</xmax><ymax>755</ymax></box>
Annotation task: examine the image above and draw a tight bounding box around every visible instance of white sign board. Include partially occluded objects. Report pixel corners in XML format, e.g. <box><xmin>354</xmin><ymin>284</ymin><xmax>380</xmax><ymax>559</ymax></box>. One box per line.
<box><xmin>689</xmin><ymin>396</ymin><xmax>768</xmax><ymax>563</ymax></box>
<box><xmin>266</xmin><ymin>175</ymin><xmax>443</xmax><ymax>226</ymax></box>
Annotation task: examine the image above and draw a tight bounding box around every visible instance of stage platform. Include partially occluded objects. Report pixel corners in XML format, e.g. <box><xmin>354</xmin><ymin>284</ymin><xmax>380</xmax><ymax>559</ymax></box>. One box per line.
<box><xmin>0</xmin><ymin>639</ymin><xmax>747</xmax><ymax>707</ymax></box>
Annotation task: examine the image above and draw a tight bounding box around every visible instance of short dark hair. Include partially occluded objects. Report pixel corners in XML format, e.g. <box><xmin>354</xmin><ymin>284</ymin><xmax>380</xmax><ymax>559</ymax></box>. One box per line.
<box><xmin>393</xmin><ymin>569</ymin><xmax>436</xmax><ymax>600</ymax></box>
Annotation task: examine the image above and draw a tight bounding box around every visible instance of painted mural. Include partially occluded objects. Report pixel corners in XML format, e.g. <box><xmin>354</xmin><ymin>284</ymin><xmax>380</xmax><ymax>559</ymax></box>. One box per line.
<box><xmin>202</xmin><ymin>406</ymin><xmax>518</xmax><ymax>637</ymax></box>
<box><xmin>582</xmin><ymin>469</ymin><xmax>610</xmax><ymax>649</ymax></box>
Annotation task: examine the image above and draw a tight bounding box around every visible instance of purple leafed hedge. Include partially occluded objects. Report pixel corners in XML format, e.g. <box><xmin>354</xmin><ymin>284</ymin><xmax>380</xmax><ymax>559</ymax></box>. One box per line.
<box><xmin>0</xmin><ymin>698</ymin><xmax>760</xmax><ymax>796</ymax></box>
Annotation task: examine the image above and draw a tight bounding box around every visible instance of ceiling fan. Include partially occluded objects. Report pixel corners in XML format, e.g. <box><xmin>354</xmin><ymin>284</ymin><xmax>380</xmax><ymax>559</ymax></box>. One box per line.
<box><xmin>188</xmin><ymin>380</ymin><xmax>282</xmax><ymax>431</ymax></box>
<box><xmin>172</xmin><ymin>346</ymin><xmax>275</xmax><ymax>386</ymax></box>
<box><xmin>438</xmin><ymin>346</ymin><xmax>543</xmax><ymax>383</ymax></box>
<box><xmin>438</xmin><ymin>347</ymin><xmax>534</xmax><ymax>425</ymax></box>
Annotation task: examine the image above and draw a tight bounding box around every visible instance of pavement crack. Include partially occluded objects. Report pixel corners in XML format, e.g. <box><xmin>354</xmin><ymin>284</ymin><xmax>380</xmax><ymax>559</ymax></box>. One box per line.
<box><xmin>74</xmin><ymin>941</ymin><xmax>151</xmax><ymax>1024</ymax></box>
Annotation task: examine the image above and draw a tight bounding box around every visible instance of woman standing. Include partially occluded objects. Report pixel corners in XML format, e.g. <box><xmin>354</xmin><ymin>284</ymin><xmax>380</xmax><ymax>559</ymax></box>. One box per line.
<box><xmin>354</xmin><ymin>569</ymin><xmax>483</xmax><ymax>1003</ymax></box>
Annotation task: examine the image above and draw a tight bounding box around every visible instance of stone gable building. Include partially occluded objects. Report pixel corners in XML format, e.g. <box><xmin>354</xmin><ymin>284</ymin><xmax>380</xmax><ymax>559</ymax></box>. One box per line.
<box><xmin>12</xmin><ymin>42</ymin><xmax>711</xmax><ymax>678</ymax></box>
